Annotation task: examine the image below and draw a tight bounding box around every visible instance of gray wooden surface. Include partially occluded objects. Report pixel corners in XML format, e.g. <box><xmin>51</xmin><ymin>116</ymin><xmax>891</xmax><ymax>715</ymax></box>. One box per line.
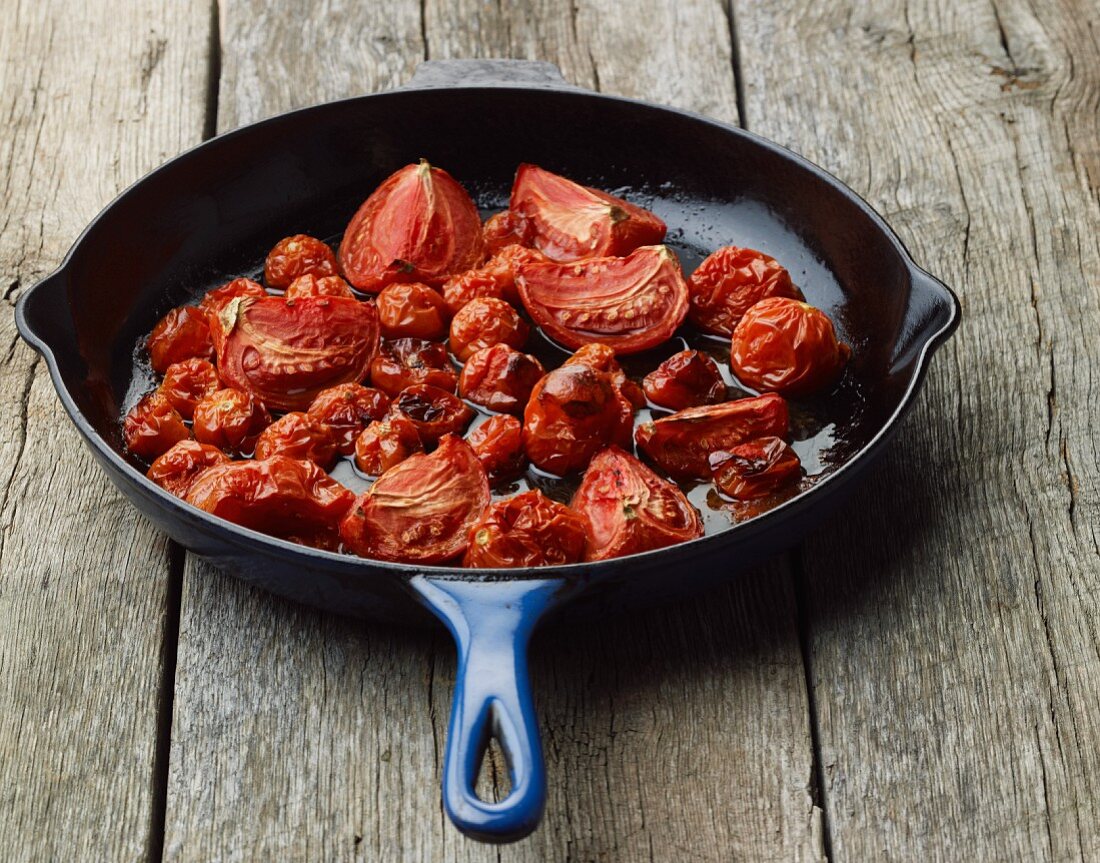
<box><xmin>1</xmin><ymin>0</ymin><xmax>1097</xmax><ymax>860</ymax></box>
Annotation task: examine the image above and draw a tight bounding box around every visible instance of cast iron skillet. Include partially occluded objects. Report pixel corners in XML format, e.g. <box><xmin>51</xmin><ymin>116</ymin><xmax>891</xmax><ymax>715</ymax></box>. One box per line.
<box><xmin>14</xmin><ymin>59</ymin><xmax>960</xmax><ymax>843</ymax></box>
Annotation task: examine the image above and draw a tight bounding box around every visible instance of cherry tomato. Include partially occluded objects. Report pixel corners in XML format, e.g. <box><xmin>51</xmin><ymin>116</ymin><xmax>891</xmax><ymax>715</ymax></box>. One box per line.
<box><xmin>124</xmin><ymin>392</ymin><xmax>191</xmax><ymax>460</ymax></box>
<box><xmin>192</xmin><ymin>387</ymin><xmax>272</xmax><ymax>455</ymax></box>
<box><xmin>353</xmin><ymin>415</ymin><xmax>423</xmax><ymax>476</ymax></box>
<box><xmin>307</xmin><ymin>383</ymin><xmax>390</xmax><ymax>455</ymax></box>
<box><xmin>458</xmin><ymin>344</ymin><xmax>545</xmax><ymax>415</ymax></box>
<box><xmin>566</xmin><ymin>342</ymin><xmax>646</xmax><ymax>409</ymax></box>
<box><xmin>634</xmin><ymin>393</ymin><xmax>789</xmax><ymax>480</ymax></box>
<box><xmin>369</xmin><ymin>338</ymin><xmax>457</xmax><ymax>397</ymax></box>
<box><xmin>482</xmin><ymin>210</ymin><xmax>533</xmax><ymax>257</ymax></box>
<box><xmin>253</xmin><ymin>411</ymin><xmax>338</xmax><ymax>468</ymax></box>
<box><xmin>391</xmin><ymin>384</ymin><xmax>474</xmax><ymax>444</ymax></box>
<box><xmin>147</xmin><ymin>306</ymin><xmax>214</xmax><ymax>373</ymax></box>
<box><xmin>642</xmin><ymin>350</ymin><xmax>727</xmax><ymax>410</ymax></box>
<box><xmin>730</xmin><ymin>297</ymin><xmax>850</xmax><ymax>396</ymax></box>
<box><xmin>339</xmin><ymin>160</ymin><xmax>484</xmax><ymax>292</ymax></box>
<box><xmin>442</xmin><ymin>245</ymin><xmax>542</xmax><ymax>314</ymax></box>
<box><xmin>264</xmin><ymin>234</ymin><xmax>339</xmax><ymax>289</ymax></box>
<box><xmin>339</xmin><ymin>435</ymin><xmax>490</xmax><ymax>563</ymax></box>
<box><xmin>209</xmin><ymin>295</ymin><xmax>379</xmax><ymax>411</ymax></box>
<box><xmin>147</xmin><ymin>440</ymin><xmax>229</xmax><ymax>498</ymax></box>
<box><xmin>709</xmin><ymin>436</ymin><xmax>802</xmax><ymax>500</ymax></box>
<box><xmin>688</xmin><ymin>246</ymin><xmax>802</xmax><ymax>336</ymax></box>
<box><xmin>376</xmin><ymin>282</ymin><xmax>452</xmax><ymax>340</ymax></box>
<box><xmin>517</xmin><ymin>245</ymin><xmax>689</xmax><ymax>355</ymax></box>
<box><xmin>199</xmin><ymin>278</ymin><xmax>267</xmax><ymax>319</ymax></box>
<box><xmin>509</xmin><ymin>163</ymin><xmax>666</xmax><ymax>262</ymax></box>
<box><xmin>449</xmin><ymin>296</ymin><xmax>529</xmax><ymax>362</ymax></box>
<box><xmin>284</xmin><ymin>273</ymin><xmax>355</xmax><ymax>300</ymax></box>
<box><xmin>159</xmin><ymin>357</ymin><xmax>220</xmax><ymax>420</ymax></box>
<box><xmin>571</xmin><ymin>446</ymin><xmax>703</xmax><ymax>561</ymax></box>
<box><xmin>466</xmin><ymin>414</ymin><xmax>525</xmax><ymax>482</ymax></box>
<box><xmin>464</xmin><ymin>490</ymin><xmax>587</xmax><ymax>568</ymax></box>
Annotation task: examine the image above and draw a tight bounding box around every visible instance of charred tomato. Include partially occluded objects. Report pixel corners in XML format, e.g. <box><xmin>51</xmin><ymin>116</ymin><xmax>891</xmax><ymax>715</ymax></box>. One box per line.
<box><xmin>464</xmin><ymin>490</ymin><xmax>587</xmax><ymax>568</ymax></box>
<box><xmin>370</xmin><ymin>338</ymin><xmax>457</xmax><ymax>397</ymax></box>
<box><xmin>147</xmin><ymin>440</ymin><xmax>230</xmax><ymax>498</ymax></box>
<box><xmin>688</xmin><ymin>246</ymin><xmax>802</xmax><ymax>336</ymax></box>
<box><xmin>192</xmin><ymin>387</ymin><xmax>272</xmax><ymax>456</ymax></box>
<box><xmin>709</xmin><ymin>436</ymin><xmax>802</xmax><ymax>500</ymax></box>
<box><xmin>353</xmin><ymin>415</ymin><xmax>423</xmax><ymax>476</ymax></box>
<box><xmin>199</xmin><ymin>278</ymin><xmax>267</xmax><ymax>319</ymax></box>
<box><xmin>376</xmin><ymin>282</ymin><xmax>451</xmax><ymax>340</ymax></box>
<box><xmin>284</xmin><ymin>273</ymin><xmax>355</xmax><ymax>300</ymax></box>
<box><xmin>391</xmin><ymin>384</ymin><xmax>474</xmax><ymax>443</ymax></box>
<box><xmin>466</xmin><ymin>414</ymin><xmax>526</xmax><ymax>483</ymax></box>
<box><xmin>307</xmin><ymin>383</ymin><xmax>390</xmax><ymax>455</ymax></box>
<box><xmin>449</xmin><ymin>296</ymin><xmax>530</xmax><ymax>362</ymax></box>
<box><xmin>253</xmin><ymin>411</ymin><xmax>339</xmax><ymax>468</ymax></box>
<box><xmin>642</xmin><ymin>350</ymin><xmax>727</xmax><ymax>411</ymax></box>
<box><xmin>159</xmin><ymin>357</ymin><xmax>220</xmax><ymax>420</ymax></box>
<box><xmin>566</xmin><ymin>342</ymin><xmax>646</xmax><ymax>409</ymax></box>
<box><xmin>147</xmin><ymin>306</ymin><xmax>214</xmax><ymax>373</ymax></box>
<box><xmin>458</xmin><ymin>344</ymin><xmax>545</xmax><ymax>415</ymax></box>
<box><xmin>123</xmin><ymin>392</ymin><xmax>191</xmax><ymax>460</ymax></box>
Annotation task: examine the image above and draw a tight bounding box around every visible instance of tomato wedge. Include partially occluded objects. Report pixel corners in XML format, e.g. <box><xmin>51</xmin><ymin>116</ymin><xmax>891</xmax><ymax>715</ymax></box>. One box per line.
<box><xmin>517</xmin><ymin>245</ymin><xmax>689</xmax><ymax>354</ymax></box>
<box><xmin>338</xmin><ymin>160</ymin><xmax>485</xmax><ymax>292</ymax></box>
<box><xmin>571</xmin><ymin>447</ymin><xmax>703</xmax><ymax>561</ymax></box>
<box><xmin>509</xmin><ymin>164</ymin><xmax>666</xmax><ymax>262</ymax></box>
<box><xmin>210</xmin><ymin>295</ymin><xmax>379</xmax><ymax>411</ymax></box>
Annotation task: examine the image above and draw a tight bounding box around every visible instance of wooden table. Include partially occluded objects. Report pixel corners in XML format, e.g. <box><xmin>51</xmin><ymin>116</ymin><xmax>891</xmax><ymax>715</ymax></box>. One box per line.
<box><xmin>3</xmin><ymin>0</ymin><xmax>1097</xmax><ymax>859</ymax></box>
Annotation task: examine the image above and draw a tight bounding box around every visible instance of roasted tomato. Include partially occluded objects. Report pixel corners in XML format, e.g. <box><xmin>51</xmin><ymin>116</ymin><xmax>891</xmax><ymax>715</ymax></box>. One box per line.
<box><xmin>339</xmin><ymin>160</ymin><xmax>484</xmax><ymax>292</ymax></box>
<box><xmin>730</xmin><ymin>297</ymin><xmax>850</xmax><ymax>396</ymax></box>
<box><xmin>449</xmin><ymin>297</ymin><xmax>530</xmax><ymax>362</ymax></box>
<box><xmin>464</xmin><ymin>490</ymin><xmax>587</xmax><ymax>568</ymax></box>
<box><xmin>517</xmin><ymin>245</ymin><xmax>689</xmax><ymax>355</ymax></box>
<box><xmin>264</xmin><ymin>235</ymin><xmax>339</xmax><ymax>289</ymax></box>
<box><xmin>123</xmin><ymin>392</ymin><xmax>191</xmax><ymax>460</ymax></box>
<box><xmin>458</xmin><ymin>344</ymin><xmax>545</xmax><ymax>415</ymax></box>
<box><xmin>391</xmin><ymin>384</ymin><xmax>474</xmax><ymax>443</ymax></box>
<box><xmin>210</xmin><ymin>295</ymin><xmax>379</xmax><ymax>411</ymax></box>
<box><xmin>192</xmin><ymin>387</ymin><xmax>272</xmax><ymax>456</ymax></box>
<box><xmin>339</xmin><ymin>435</ymin><xmax>490</xmax><ymax>563</ymax></box>
<box><xmin>284</xmin><ymin>273</ymin><xmax>355</xmax><ymax>300</ymax></box>
<box><xmin>687</xmin><ymin>246</ymin><xmax>802</xmax><ymax>336</ymax></box>
<box><xmin>353</xmin><ymin>415</ymin><xmax>423</xmax><ymax>476</ymax></box>
<box><xmin>370</xmin><ymin>338</ymin><xmax>457</xmax><ymax>397</ymax></box>
<box><xmin>147</xmin><ymin>440</ymin><xmax>230</xmax><ymax>498</ymax></box>
<box><xmin>253</xmin><ymin>411</ymin><xmax>338</xmax><ymax>468</ymax></box>
<box><xmin>186</xmin><ymin>454</ymin><xmax>354</xmax><ymax>537</ymax></box>
<box><xmin>482</xmin><ymin>211</ymin><xmax>533</xmax><ymax>256</ymax></box>
<box><xmin>642</xmin><ymin>350</ymin><xmax>727</xmax><ymax>410</ymax></box>
<box><xmin>376</xmin><ymin>282</ymin><xmax>451</xmax><ymax>340</ymax></box>
<box><xmin>566</xmin><ymin>342</ymin><xmax>646</xmax><ymax>408</ymax></box>
<box><xmin>710</xmin><ymin>436</ymin><xmax>802</xmax><ymax>500</ymax></box>
<box><xmin>634</xmin><ymin>393</ymin><xmax>789</xmax><ymax>480</ymax></box>
<box><xmin>509</xmin><ymin>164</ymin><xmax>666</xmax><ymax>262</ymax></box>
<box><xmin>467</xmin><ymin>414</ymin><xmax>526</xmax><ymax>482</ymax></box>
<box><xmin>442</xmin><ymin>245</ymin><xmax>542</xmax><ymax>314</ymax></box>
<box><xmin>572</xmin><ymin>446</ymin><xmax>703</xmax><ymax>561</ymax></box>
<box><xmin>159</xmin><ymin>357</ymin><xmax>220</xmax><ymax>420</ymax></box>
<box><xmin>147</xmin><ymin>306</ymin><xmax>214</xmax><ymax>373</ymax></box>
<box><xmin>307</xmin><ymin>383</ymin><xmax>390</xmax><ymax>455</ymax></box>
<box><xmin>199</xmin><ymin>278</ymin><xmax>267</xmax><ymax>319</ymax></box>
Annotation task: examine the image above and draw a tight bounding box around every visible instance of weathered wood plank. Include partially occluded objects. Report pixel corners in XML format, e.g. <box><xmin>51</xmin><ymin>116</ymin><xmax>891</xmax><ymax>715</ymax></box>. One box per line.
<box><xmin>736</xmin><ymin>0</ymin><xmax>1100</xmax><ymax>859</ymax></box>
<box><xmin>0</xmin><ymin>1</ymin><xmax>211</xmax><ymax>860</ymax></box>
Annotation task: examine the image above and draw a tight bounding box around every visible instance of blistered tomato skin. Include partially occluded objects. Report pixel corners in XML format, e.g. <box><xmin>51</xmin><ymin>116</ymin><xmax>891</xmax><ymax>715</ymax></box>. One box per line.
<box><xmin>340</xmin><ymin>435</ymin><xmax>490</xmax><ymax>564</ymax></box>
<box><xmin>482</xmin><ymin>211</ymin><xmax>534</xmax><ymax>256</ymax></box>
<box><xmin>467</xmin><ymin>414</ymin><xmax>526</xmax><ymax>482</ymax></box>
<box><xmin>730</xmin><ymin>297</ymin><xmax>850</xmax><ymax>396</ymax></box>
<box><xmin>449</xmin><ymin>297</ymin><xmax>530</xmax><ymax>362</ymax></box>
<box><xmin>253</xmin><ymin>411</ymin><xmax>338</xmax><ymax>468</ymax></box>
<box><xmin>147</xmin><ymin>306</ymin><xmax>214</xmax><ymax>373</ymax></box>
<box><xmin>442</xmin><ymin>245</ymin><xmax>543</xmax><ymax>314</ymax></box>
<box><xmin>634</xmin><ymin>393</ymin><xmax>789</xmax><ymax>480</ymax></box>
<box><xmin>391</xmin><ymin>384</ymin><xmax>475</xmax><ymax>443</ymax></box>
<box><xmin>284</xmin><ymin>273</ymin><xmax>355</xmax><ymax>300</ymax></box>
<box><xmin>464</xmin><ymin>490</ymin><xmax>588</xmax><ymax>568</ymax></box>
<box><xmin>147</xmin><ymin>440</ymin><xmax>230</xmax><ymax>498</ymax></box>
<box><xmin>264</xmin><ymin>235</ymin><xmax>339</xmax><ymax>289</ymax></box>
<box><xmin>642</xmin><ymin>350</ymin><xmax>727</xmax><ymax>411</ymax></box>
<box><xmin>199</xmin><ymin>278</ymin><xmax>267</xmax><ymax>319</ymax></box>
<box><xmin>370</xmin><ymin>338</ymin><xmax>458</xmax><ymax>397</ymax></box>
<box><xmin>159</xmin><ymin>357</ymin><xmax>220</xmax><ymax>420</ymax></box>
<box><xmin>458</xmin><ymin>344</ymin><xmax>546</xmax><ymax>415</ymax></box>
<box><xmin>688</xmin><ymin>246</ymin><xmax>802</xmax><ymax>336</ymax></box>
<box><xmin>307</xmin><ymin>383</ymin><xmax>390</xmax><ymax>455</ymax></box>
<box><xmin>124</xmin><ymin>392</ymin><xmax>191</xmax><ymax>460</ymax></box>
<box><xmin>572</xmin><ymin>446</ymin><xmax>703</xmax><ymax>561</ymax></box>
<box><xmin>566</xmin><ymin>343</ymin><xmax>646</xmax><ymax>409</ymax></box>
<box><xmin>710</xmin><ymin>436</ymin><xmax>802</xmax><ymax>500</ymax></box>
<box><xmin>353</xmin><ymin>415</ymin><xmax>423</xmax><ymax>476</ymax></box>
<box><xmin>376</xmin><ymin>282</ymin><xmax>452</xmax><ymax>340</ymax></box>
<box><xmin>192</xmin><ymin>387</ymin><xmax>272</xmax><ymax>456</ymax></box>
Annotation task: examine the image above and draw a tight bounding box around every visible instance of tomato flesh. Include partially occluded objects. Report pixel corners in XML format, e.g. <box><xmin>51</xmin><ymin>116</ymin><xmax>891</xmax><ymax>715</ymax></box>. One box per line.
<box><xmin>147</xmin><ymin>440</ymin><xmax>229</xmax><ymax>498</ymax></box>
<box><xmin>464</xmin><ymin>489</ymin><xmax>587</xmax><ymax>568</ymax></box>
<box><xmin>688</xmin><ymin>246</ymin><xmax>802</xmax><ymax>336</ymax></box>
<box><xmin>710</xmin><ymin>436</ymin><xmax>802</xmax><ymax>500</ymax></box>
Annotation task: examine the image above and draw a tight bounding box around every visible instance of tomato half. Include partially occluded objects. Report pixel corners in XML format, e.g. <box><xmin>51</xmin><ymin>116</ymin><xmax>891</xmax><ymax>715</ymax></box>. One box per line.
<box><xmin>159</xmin><ymin>357</ymin><xmax>220</xmax><ymax>420</ymax></box>
<box><xmin>516</xmin><ymin>245</ymin><xmax>689</xmax><ymax>354</ymax></box>
<box><xmin>123</xmin><ymin>392</ymin><xmax>191</xmax><ymax>460</ymax></box>
<box><xmin>466</xmin><ymin>414</ymin><xmax>526</xmax><ymax>482</ymax></box>
<box><xmin>687</xmin><ymin>246</ymin><xmax>802</xmax><ymax>336</ymax></box>
<box><xmin>147</xmin><ymin>306</ymin><xmax>214</xmax><ymax>373</ymax></box>
<box><xmin>458</xmin><ymin>343</ymin><xmax>545</xmax><ymax>415</ymax></box>
<box><xmin>642</xmin><ymin>349</ymin><xmax>727</xmax><ymax>411</ymax></box>
<box><xmin>709</xmin><ymin>436</ymin><xmax>802</xmax><ymax>500</ymax></box>
<box><xmin>391</xmin><ymin>384</ymin><xmax>474</xmax><ymax>443</ymax></box>
<box><xmin>370</xmin><ymin>338</ymin><xmax>457</xmax><ymax>397</ymax></box>
<box><xmin>307</xmin><ymin>383</ymin><xmax>390</xmax><ymax>455</ymax></box>
<box><xmin>264</xmin><ymin>234</ymin><xmax>339</xmax><ymax>289</ymax></box>
<box><xmin>464</xmin><ymin>490</ymin><xmax>587</xmax><ymax>568</ymax></box>
<box><xmin>253</xmin><ymin>411</ymin><xmax>339</xmax><ymax>468</ymax></box>
<box><xmin>147</xmin><ymin>440</ymin><xmax>230</xmax><ymax>498</ymax></box>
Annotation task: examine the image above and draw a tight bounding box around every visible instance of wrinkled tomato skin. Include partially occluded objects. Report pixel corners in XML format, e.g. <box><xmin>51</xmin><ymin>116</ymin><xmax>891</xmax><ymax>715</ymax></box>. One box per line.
<box><xmin>192</xmin><ymin>387</ymin><xmax>272</xmax><ymax>456</ymax></box>
<box><xmin>284</xmin><ymin>273</ymin><xmax>355</xmax><ymax>300</ymax></box>
<box><xmin>449</xmin><ymin>297</ymin><xmax>530</xmax><ymax>362</ymax></box>
<box><xmin>159</xmin><ymin>357</ymin><xmax>220</xmax><ymax>420</ymax></box>
<box><xmin>264</xmin><ymin>234</ymin><xmax>339</xmax><ymax>289</ymax></box>
<box><xmin>688</xmin><ymin>246</ymin><xmax>802</xmax><ymax>336</ymax></box>
<box><xmin>442</xmin><ymin>245</ymin><xmax>542</xmax><ymax>314</ymax></box>
<box><xmin>353</xmin><ymin>415</ymin><xmax>423</xmax><ymax>476</ymax></box>
<box><xmin>509</xmin><ymin>164</ymin><xmax>666</xmax><ymax>262</ymax></box>
<box><xmin>391</xmin><ymin>384</ymin><xmax>474</xmax><ymax>443</ymax></box>
<box><xmin>642</xmin><ymin>350</ymin><xmax>727</xmax><ymax>411</ymax></box>
<box><xmin>147</xmin><ymin>440</ymin><xmax>230</xmax><ymax>498</ymax></box>
<box><xmin>369</xmin><ymin>338</ymin><xmax>457</xmax><ymax>397</ymax></box>
<box><xmin>482</xmin><ymin>211</ymin><xmax>534</xmax><ymax>257</ymax></box>
<box><xmin>730</xmin><ymin>297</ymin><xmax>850</xmax><ymax>396</ymax></box>
<box><xmin>710</xmin><ymin>436</ymin><xmax>802</xmax><ymax>500</ymax></box>
<box><xmin>340</xmin><ymin>435</ymin><xmax>490</xmax><ymax>563</ymax></box>
<box><xmin>210</xmin><ymin>295</ymin><xmax>379</xmax><ymax>411</ymax></box>
<box><xmin>339</xmin><ymin>161</ymin><xmax>485</xmax><ymax>292</ymax></box>
<box><xmin>634</xmin><ymin>393</ymin><xmax>789</xmax><ymax>480</ymax></box>
<box><xmin>124</xmin><ymin>392</ymin><xmax>191</xmax><ymax>460</ymax></box>
<box><xmin>307</xmin><ymin>383</ymin><xmax>390</xmax><ymax>455</ymax></box>
<box><xmin>199</xmin><ymin>278</ymin><xmax>267</xmax><ymax>319</ymax></box>
<box><xmin>464</xmin><ymin>489</ymin><xmax>587</xmax><ymax>568</ymax></box>
<box><xmin>376</xmin><ymin>282</ymin><xmax>452</xmax><ymax>340</ymax></box>
<box><xmin>467</xmin><ymin>414</ymin><xmax>526</xmax><ymax>482</ymax></box>
<box><xmin>517</xmin><ymin>245</ymin><xmax>689</xmax><ymax>355</ymax></box>
<box><xmin>571</xmin><ymin>446</ymin><xmax>703</xmax><ymax>561</ymax></box>
<box><xmin>458</xmin><ymin>344</ymin><xmax>546</xmax><ymax>415</ymax></box>
<box><xmin>566</xmin><ymin>343</ymin><xmax>646</xmax><ymax>408</ymax></box>
<box><xmin>147</xmin><ymin>306</ymin><xmax>214</xmax><ymax>373</ymax></box>
<box><xmin>253</xmin><ymin>411</ymin><xmax>339</xmax><ymax>468</ymax></box>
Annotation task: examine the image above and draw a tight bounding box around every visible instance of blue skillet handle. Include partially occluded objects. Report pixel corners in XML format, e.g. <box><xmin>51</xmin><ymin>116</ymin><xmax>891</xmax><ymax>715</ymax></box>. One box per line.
<box><xmin>410</xmin><ymin>575</ymin><xmax>567</xmax><ymax>843</ymax></box>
